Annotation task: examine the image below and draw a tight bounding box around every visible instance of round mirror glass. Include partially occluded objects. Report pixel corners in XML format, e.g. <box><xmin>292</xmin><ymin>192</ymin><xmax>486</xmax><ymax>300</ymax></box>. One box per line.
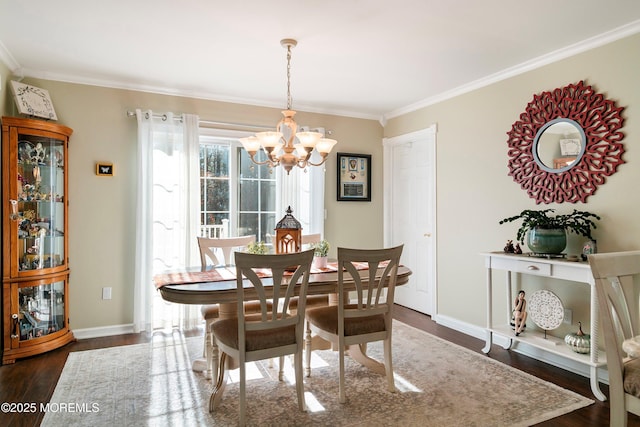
<box><xmin>533</xmin><ymin>118</ymin><xmax>586</xmax><ymax>173</ymax></box>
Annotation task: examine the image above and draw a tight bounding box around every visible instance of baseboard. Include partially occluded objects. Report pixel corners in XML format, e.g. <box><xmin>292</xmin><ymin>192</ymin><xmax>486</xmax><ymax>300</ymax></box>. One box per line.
<box><xmin>432</xmin><ymin>314</ymin><xmax>608</xmax><ymax>383</ymax></box>
<box><xmin>72</xmin><ymin>324</ymin><xmax>135</xmax><ymax>340</ymax></box>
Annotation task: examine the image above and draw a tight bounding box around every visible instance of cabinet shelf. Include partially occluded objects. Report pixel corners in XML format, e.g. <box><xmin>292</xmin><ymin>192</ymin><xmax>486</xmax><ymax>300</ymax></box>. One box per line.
<box><xmin>489</xmin><ymin>324</ymin><xmax>606</xmax><ymax>367</ymax></box>
<box><xmin>2</xmin><ymin>116</ymin><xmax>74</xmax><ymax>364</ymax></box>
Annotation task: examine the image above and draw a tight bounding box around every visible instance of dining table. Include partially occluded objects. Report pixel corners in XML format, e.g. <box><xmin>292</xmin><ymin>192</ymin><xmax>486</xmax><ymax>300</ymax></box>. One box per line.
<box><xmin>153</xmin><ymin>261</ymin><xmax>412</xmax><ymax>407</ymax></box>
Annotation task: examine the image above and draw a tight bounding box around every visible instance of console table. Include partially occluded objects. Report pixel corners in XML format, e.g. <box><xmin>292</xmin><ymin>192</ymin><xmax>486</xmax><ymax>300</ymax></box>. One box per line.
<box><xmin>480</xmin><ymin>251</ymin><xmax>606</xmax><ymax>401</ymax></box>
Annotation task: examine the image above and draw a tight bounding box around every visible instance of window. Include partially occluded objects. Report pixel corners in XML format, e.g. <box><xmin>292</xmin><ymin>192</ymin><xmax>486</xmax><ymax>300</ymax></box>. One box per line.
<box><xmin>238</xmin><ymin>148</ymin><xmax>276</xmax><ymax>243</ymax></box>
<box><xmin>199</xmin><ymin>132</ymin><xmax>277</xmax><ymax>245</ymax></box>
<box><xmin>199</xmin><ymin>128</ymin><xmax>326</xmax><ymax>247</ymax></box>
<box><xmin>200</xmin><ymin>143</ymin><xmax>230</xmax><ymax>227</ymax></box>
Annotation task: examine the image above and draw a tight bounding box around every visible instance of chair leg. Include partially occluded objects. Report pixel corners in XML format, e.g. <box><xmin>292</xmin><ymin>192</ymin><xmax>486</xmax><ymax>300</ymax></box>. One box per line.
<box><xmin>305</xmin><ymin>322</ymin><xmax>312</xmax><ymax>377</ymax></box>
<box><xmin>294</xmin><ymin>350</ymin><xmax>307</xmax><ymax>412</ymax></box>
<box><xmin>278</xmin><ymin>356</ymin><xmax>285</xmax><ymax>381</ymax></box>
<box><xmin>383</xmin><ymin>337</ymin><xmax>396</xmax><ymax>393</ymax></box>
<box><xmin>239</xmin><ymin>359</ymin><xmax>246</xmax><ymax>426</ymax></box>
<box><xmin>339</xmin><ymin>341</ymin><xmax>346</xmax><ymax>403</ymax></box>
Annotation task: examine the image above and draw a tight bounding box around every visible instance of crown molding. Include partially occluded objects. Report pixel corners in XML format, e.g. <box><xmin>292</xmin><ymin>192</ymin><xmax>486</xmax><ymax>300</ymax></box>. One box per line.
<box><xmin>382</xmin><ymin>20</ymin><xmax>640</xmax><ymax>122</ymax></box>
<box><xmin>0</xmin><ymin>39</ymin><xmax>19</xmax><ymax>71</ymax></box>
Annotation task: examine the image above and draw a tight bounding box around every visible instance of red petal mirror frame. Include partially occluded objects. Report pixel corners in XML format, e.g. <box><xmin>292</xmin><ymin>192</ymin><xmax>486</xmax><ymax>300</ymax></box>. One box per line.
<box><xmin>506</xmin><ymin>80</ymin><xmax>625</xmax><ymax>204</ymax></box>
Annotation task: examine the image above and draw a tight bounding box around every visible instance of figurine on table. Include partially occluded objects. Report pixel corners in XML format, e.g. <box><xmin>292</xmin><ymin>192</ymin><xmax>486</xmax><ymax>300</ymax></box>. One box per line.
<box><xmin>513</xmin><ymin>290</ymin><xmax>527</xmax><ymax>336</ymax></box>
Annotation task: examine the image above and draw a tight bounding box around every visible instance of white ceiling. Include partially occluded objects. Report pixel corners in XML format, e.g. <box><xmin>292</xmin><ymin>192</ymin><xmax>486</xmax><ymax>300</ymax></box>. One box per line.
<box><xmin>1</xmin><ymin>0</ymin><xmax>640</xmax><ymax>122</ymax></box>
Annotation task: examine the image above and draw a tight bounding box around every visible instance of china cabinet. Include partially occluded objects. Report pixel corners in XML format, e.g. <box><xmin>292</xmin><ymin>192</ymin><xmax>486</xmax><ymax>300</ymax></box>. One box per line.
<box><xmin>2</xmin><ymin>116</ymin><xmax>74</xmax><ymax>364</ymax></box>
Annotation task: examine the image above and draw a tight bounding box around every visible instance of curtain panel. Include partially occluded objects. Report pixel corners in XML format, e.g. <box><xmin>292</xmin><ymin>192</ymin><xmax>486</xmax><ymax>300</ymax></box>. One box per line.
<box><xmin>133</xmin><ymin>110</ymin><xmax>201</xmax><ymax>333</ymax></box>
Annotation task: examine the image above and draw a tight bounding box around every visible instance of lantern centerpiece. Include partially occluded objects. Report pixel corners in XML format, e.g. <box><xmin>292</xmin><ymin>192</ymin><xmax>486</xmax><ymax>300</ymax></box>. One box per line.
<box><xmin>275</xmin><ymin>206</ymin><xmax>302</xmax><ymax>254</ymax></box>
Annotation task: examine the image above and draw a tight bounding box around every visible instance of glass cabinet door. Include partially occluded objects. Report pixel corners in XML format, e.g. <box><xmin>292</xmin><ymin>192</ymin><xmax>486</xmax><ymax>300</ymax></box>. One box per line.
<box><xmin>3</xmin><ymin>117</ymin><xmax>73</xmax><ymax>364</ymax></box>
<box><xmin>13</xmin><ymin>278</ymin><xmax>66</xmax><ymax>342</ymax></box>
<box><xmin>14</xmin><ymin>133</ymin><xmax>65</xmax><ymax>273</ymax></box>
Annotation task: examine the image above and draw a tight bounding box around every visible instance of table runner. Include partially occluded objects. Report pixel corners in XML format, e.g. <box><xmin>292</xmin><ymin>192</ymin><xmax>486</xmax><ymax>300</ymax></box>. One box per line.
<box><xmin>153</xmin><ymin>262</ymin><xmax>341</xmax><ymax>289</ymax></box>
<box><xmin>152</xmin><ymin>261</ymin><xmax>378</xmax><ymax>289</ymax></box>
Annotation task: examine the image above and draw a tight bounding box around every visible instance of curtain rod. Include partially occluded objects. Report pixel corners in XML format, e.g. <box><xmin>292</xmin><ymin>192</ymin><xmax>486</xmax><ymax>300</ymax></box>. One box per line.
<box><xmin>126</xmin><ymin>110</ymin><xmax>274</xmax><ymax>131</ymax></box>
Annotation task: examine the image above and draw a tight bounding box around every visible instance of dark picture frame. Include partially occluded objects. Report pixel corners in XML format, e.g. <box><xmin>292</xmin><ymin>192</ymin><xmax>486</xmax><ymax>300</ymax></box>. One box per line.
<box><xmin>96</xmin><ymin>162</ymin><xmax>114</xmax><ymax>176</ymax></box>
<box><xmin>337</xmin><ymin>152</ymin><xmax>371</xmax><ymax>201</ymax></box>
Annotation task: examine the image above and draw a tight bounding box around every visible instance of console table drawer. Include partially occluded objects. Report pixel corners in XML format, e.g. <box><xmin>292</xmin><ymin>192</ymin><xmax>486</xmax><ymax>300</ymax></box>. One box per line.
<box><xmin>514</xmin><ymin>260</ymin><xmax>551</xmax><ymax>276</ymax></box>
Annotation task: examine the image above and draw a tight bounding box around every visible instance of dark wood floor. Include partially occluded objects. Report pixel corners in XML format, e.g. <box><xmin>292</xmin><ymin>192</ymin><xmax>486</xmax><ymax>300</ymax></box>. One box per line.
<box><xmin>1</xmin><ymin>305</ymin><xmax>638</xmax><ymax>426</ymax></box>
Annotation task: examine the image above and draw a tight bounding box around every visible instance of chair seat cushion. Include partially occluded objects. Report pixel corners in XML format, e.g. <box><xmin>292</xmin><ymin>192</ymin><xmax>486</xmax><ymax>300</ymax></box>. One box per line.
<box><xmin>624</xmin><ymin>357</ymin><xmax>640</xmax><ymax>397</ymax></box>
<box><xmin>201</xmin><ymin>301</ymin><xmax>271</xmax><ymax>320</ymax></box>
<box><xmin>212</xmin><ymin>314</ymin><xmax>296</xmax><ymax>352</ymax></box>
<box><xmin>306</xmin><ymin>305</ymin><xmax>386</xmax><ymax>336</ymax></box>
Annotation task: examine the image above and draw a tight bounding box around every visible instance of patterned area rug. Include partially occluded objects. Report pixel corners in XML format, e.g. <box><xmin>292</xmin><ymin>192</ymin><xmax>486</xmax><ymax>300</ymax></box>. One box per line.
<box><xmin>41</xmin><ymin>322</ymin><xmax>592</xmax><ymax>426</ymax></box>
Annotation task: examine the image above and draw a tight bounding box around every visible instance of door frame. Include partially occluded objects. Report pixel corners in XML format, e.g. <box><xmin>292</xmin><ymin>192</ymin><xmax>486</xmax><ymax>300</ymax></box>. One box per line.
<box><xmin>383</xmin><ymin>124</ymin><xmax>437</xmax><ymax>315</ymax></box>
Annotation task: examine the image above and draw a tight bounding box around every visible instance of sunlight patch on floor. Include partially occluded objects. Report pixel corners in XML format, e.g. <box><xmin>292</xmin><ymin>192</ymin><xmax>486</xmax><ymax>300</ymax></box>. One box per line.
<box><xmin>304</xmin><ymin>391</ymin><xmax>326</xmax><ymax>412</ymax></box>
<box><xmin>394</xmin><ymin>372</ymin><xmax>422</xmax><ymax>392</ymax></box>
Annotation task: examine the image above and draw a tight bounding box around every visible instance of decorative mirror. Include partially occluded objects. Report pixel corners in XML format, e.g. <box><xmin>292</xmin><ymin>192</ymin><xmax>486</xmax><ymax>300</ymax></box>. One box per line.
<box><xmin>506</xmin><ymin>81</ymin><xmax>625</xmax><ymax>204</ymax></box>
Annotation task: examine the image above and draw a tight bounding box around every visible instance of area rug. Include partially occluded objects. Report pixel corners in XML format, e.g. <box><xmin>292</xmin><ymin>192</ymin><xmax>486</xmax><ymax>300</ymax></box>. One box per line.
<box><xmin>41</xmin><ymin>322</ymin><xmax>592</xmax><ymax>427</ymax></box>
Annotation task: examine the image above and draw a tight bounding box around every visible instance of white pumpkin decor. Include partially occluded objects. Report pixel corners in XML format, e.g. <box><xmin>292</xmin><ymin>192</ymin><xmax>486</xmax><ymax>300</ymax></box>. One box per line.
<box><xmin>564</xmin><ymin>321</ymin><xmax>591</xmax><ymax>354</ymax></box>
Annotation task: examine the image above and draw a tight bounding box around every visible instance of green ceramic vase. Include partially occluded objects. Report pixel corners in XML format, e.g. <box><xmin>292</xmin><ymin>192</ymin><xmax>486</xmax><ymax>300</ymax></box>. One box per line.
<box><xmin>527</xmin><ymin>227</ymin><xmax>567</xmax><ymax>254</ymax></box>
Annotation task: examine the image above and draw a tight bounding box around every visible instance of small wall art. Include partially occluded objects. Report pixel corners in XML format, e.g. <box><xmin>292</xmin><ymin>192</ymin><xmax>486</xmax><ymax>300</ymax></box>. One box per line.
<box><xmin>10</xmin><ymin>81</ymin><xmax>58</xmax><ymax>120</ymax></box>
<box><xmin>96</xmin><ymin>163</ymin><xmax>114</xmax><ymax>176</ymax></box>
<box><xmin>337</xmin><ymin>152</ymin><xmax>371</xmax><ymax>201</ymax></box>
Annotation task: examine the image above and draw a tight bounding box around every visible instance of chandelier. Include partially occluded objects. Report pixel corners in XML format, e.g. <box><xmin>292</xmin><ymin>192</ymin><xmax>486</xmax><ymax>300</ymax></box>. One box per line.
<box><xmin>239</xmin><ymin>39</ymin><xmax>337</xmax><ymax>174</ymax></box>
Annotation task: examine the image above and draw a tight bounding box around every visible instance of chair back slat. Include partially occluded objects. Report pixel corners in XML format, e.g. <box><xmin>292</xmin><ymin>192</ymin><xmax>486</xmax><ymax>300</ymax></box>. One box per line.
<box><xmin>197</xmin><ymin>235</ymin><xmax>255</xmax><ymax>269</ymax></box>
<box><xmin>235</xmin><ymin>250</ymin><xmax>314</xmax><ymax>333</ymax></box>
<box><xmin>589</xmin><ymin>250</ymin><xmax>640</xmax><ymax>425</ymax></box>
<box><xmin>338</xmin><ymin>245</ymin><xmax>403</xmax><ymax>317</ymax></box>
<box><xmin>590</xmin><ymin>251</ymin><xmax>640</xmax><ymax>354</ymax></box>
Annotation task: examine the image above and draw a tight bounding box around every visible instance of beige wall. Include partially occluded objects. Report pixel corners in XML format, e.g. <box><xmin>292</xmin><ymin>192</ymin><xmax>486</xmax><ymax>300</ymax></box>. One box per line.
<box><xmin>385</xmin><ymin>33</ymin><xmax>640</xmax><ymax>337</ymax></box>
<box><xmin>1</xmin><ymin>81</ymin><xmax>383</xmax><ymax>330</ymax></box>
<box><xmin>2</xmin><ymin>33</ymin><xmax>638</xmax><ymax>336</ymax></box>
<box><xmin>0</xmin><ymin>61</ymin><xmax>10</xmax><ymax>116</ymax></box>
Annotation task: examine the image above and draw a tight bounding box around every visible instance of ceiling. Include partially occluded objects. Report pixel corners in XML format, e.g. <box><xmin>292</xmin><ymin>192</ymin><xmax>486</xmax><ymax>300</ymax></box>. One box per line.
<box><xmin>1</xmin><ymin>0</ymin><xmax>640</xmax><ymax>122</ymax></box>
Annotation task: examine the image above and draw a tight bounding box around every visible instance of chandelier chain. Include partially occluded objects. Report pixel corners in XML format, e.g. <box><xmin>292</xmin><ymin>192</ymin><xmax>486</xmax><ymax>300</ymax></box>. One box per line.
<box><xmin>286</xmin><ymin>44</ymin><xmax>292</xmax><ymax>110</ymax></box>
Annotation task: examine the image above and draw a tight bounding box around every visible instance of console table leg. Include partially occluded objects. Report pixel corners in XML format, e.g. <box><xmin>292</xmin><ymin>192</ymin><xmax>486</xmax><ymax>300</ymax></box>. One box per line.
<box><xmin>482</xmin><ymin>330</ymin><xmax>492</xmax><ymax>354</ymax></box>
<box><xmin>590</xmin><ymin>366</ymin><xmax>607</xmax><ymax>401</ymax></box>
<box><xmin>501</xmin><ymin>338</ymin><xmax>513</xmax><ymax>350</ymax></box>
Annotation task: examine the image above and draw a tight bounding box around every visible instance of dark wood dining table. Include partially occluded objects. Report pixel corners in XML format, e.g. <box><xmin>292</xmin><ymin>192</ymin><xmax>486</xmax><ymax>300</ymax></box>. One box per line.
<box><xmin>154</xmin><ymin>262</ymin><xmax>412</xmax><ymax>407</ymax></box>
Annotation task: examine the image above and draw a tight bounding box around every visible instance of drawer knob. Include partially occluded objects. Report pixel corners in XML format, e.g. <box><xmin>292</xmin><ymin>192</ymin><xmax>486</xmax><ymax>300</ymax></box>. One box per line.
<box><xmin>527</xmin><ymin>265</ymin><xmax>539</xmax><ymax>271</ymax></box>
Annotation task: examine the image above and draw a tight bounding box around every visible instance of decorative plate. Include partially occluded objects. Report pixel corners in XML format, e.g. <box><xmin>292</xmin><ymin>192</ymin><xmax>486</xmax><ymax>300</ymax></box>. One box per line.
<box><xmin>528</xmin><ymin>290</ymin><xmax>564</xmax><ymax>330</ymax></box>
<box><xmin>10</xmin><ymin>80</ymin><xmax>58</xmax><ymax>120</ymax></box>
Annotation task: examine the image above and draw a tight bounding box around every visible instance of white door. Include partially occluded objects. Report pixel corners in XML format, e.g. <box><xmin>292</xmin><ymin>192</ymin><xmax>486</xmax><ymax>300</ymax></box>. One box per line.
<box><xmin>383</xmin><ymin>126</ymin><xmax>436</xmax><ymax>315</ymax></box>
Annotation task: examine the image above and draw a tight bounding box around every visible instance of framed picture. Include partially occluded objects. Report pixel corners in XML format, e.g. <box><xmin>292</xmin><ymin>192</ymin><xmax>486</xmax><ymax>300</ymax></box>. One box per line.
<box><xmin>96</xmin><ymin>163</ymin><xmax>114</xmax><ymax>176</ymax></box>
<box><xmin>10</xmin><ymin>81</ymin><xmax>58</xmax><ymax>120</ymax></box>
<box><xmin>337</xmin><ymin>152</ymin><xmax>371</xmax><ymax>201</ymax></box>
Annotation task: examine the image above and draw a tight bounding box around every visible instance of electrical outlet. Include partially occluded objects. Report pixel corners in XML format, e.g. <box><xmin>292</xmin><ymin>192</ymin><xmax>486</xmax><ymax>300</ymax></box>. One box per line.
<box><xmin>102</xmin><ymin>287</ymin><xmax>112</xmax><ymax>300</ymax></box>
<box><xmin>563</xmin><ymin>308</ymin><xmax>572</xmax><ymax>324</ymax></box>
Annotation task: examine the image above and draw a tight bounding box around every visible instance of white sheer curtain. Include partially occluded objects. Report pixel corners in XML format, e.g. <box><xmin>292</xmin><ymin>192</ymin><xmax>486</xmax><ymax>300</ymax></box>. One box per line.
<box><xmin>276</xmin><ymin>163</ymin><xmax>326</xmax><ymax>237</ymax></box>
<box><xmin>133</xmin><ymin>110</ymin><xmax>201</xmax><ymax>333</ymax></box>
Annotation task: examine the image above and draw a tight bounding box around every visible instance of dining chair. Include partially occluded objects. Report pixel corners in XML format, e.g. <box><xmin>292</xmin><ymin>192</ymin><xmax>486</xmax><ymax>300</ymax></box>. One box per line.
<box><xmin>589</xmin><ymin>250</ymin><xmax>640</xmax><ymax>427</ymax></box>
<box><xmin>290</xmin><ymin>233</ymin><xmax>329</xmax><ymax>312</ymax></box>
<box><xmin>210</xmin><ymin>249</ymin><xmax>314</xmax><ymax>425</ymax></box>
<box><xmin>305</xmin><ymin>244</ymin><xmax>403</xmax><ymax>403</ymax></box>
<box><xmin>198</xmin><ymin>235</ymin><xmax>257</xmax><ymax>380</ymax></box>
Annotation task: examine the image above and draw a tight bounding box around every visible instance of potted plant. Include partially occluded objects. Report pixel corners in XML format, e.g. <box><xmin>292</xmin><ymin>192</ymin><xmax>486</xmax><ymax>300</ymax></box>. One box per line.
<box><xmin>499</xmin><ymin>209</ymin><xmax>600</xmax><ymax>254</ymax></box>
<box><xmin>311</xmin><ymin>239</ymin><xmax>330</xmax><ymax>269</ymax></box>
<box><xmin>247</xmin><ymin>241</ymin><xmax>269</xmax><ymax>255</ymax></box>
